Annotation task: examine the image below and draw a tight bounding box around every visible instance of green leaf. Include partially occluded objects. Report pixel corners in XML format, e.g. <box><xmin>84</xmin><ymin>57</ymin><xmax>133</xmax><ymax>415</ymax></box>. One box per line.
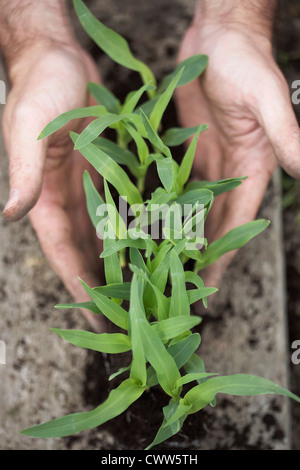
<box><xmin>151</xmin><ymin>316</ymin><xmax>201</xmax><ymax>341</ymax></box>
<box><xmin>173</xmin><ymin>372</ymin><xmax>217</xmax><ymax>392</ymax></box>
<box><xmin>129</xmin><ymin>264</ymin><xmax>169</xmax><ymax>321</ymax></box>
<box><xmin>141</xmin><ymin>320</ymin><xmax>182</xmax><ymax>397</ymax></box>
<box><xmin>74</xmin><ymin>113</ymin><xmax>131</xmax><ymax>149</ymax></box>
<box><xmin>123</xmin><ymin>122</ymin><xmax>149</xmax><ymax>164</ymax></box>
<box><xmin>158</xmin><ymin>54</ymin><xmax>208</xmax><ymax>93</ymax></box>
<box><xmin>188</xmin><ymin>287</ymin><xmax>218</xmax><ymax>305</ymax></box>
<box><xmin>129</xmin><ymin>248</ymin><xmax>151</xmax><ymax>276</ymax></box>
<box><xmin>94</xmin><ymin>283</ymin><xmax>131</xmax><ymax>300</ymax></box>
<box><xmin>87</xmin><ymin>82</ymin><xmax>120</xmax><ymax>113</ymax></box>
<box><xmin>70</xmin><ymin>132</ymin><xmax>143</xmax><ymax>206</ymax></box>
<box><xmin>153</xmin><ymin>154</ymin><xmax>174</xmax><ymax>193</ymax></box>
<box><xmin>38</xmin><ymin>106</ymin><xmax>106</xmax><ymax>140</ymax></box>
<box><xmin>185</xmin><ymin>271</ymin><xmax>208</xmax><ymax>307</ymax></box>
<box><xmin>198</xmin><ymin>219</ymin><xmax>271</xmax><ymax>269</ymax></box>
<box><xmin>21</xmin><ymin>378</ymin><xmax>145</xmax><ymax>438</ymax></box>
<box><xmin>80</xmin><ymin>279</ymin><xmax>128</xmax><ymax>330</ymax></box>
<box><xmin>55</xmin><ymin>301</ymin><xmax>100</xmax><ymax>314</ymax></box>
<box><xmin>109</xmin><ymin>365</ymin><xmax>131</xmax><ymax>381</ymax></box>
<box><xmin>146</xmin><ymin>334</ymin><xmax>201</xmax><ymax>388</ymax></box>
<box><xmin>147</xmin><ymin>188</ymin><xmax>176</xmax><ymax>209</ymax></box>
<box><xmin>149</xmin><ymin>68</ymin><xmax>184</xmax><ymax>131</ymax></box>
<box><xmin>184</xmin><ymin>353</ymin><xmax>208</xmax><ymax>385</ymax></box>
<box><xmin>175</xmin><ymin>188</ymin><xmax>213</xmax><ymax>208</ymax></box>
<box><xmin>177</xmin><ymin>127</ymin><xmax>203</xmax><ymax>188</ymax></box>
<box><xmin>185</xmin><ymin>374</ymin><xmax>300</xmax><ymax>414</ymax></box>
<box><xmin>161</xmin><ymin>125</ymin><xmax>207</xmax><ymax>147</ymax></box>
<box><xmin>73</xmin><ymin>0</ymin><xmax>155</xmax><ymax>91</ymax></box>
<box><xmin>51</xmin><ymin>328</ymin><xmax>131</xmax><ymax>354</ymax></box>
<box><xmin>92</xmin><ymin>137</ymin><xmax>140</xmax><ymax>177</ymax></box>
<box><xmin>145</xmin><ymin>400</ymin><xmax>187</xmax><ymax>450</ymax></box>
<box><xmin>104</xmin><ymin>180</ymin><xmax>127</xmax><ymax>240</ymax></box>
<box><xmin>169</xmin><ymin>250</ymin><xmax>190</xmax><ymax>317</ymax></box>
<box><xmin>83</xmin><ymin>170</ymin><xmax>105</xmax><ymax>229</ymax></box>
<box><xmin>128</xmin><ymin>276</ymin><xmax>147</xmax><ymax>386</ymax></box>
<box><xmin>185</xmin><ymin>176</ymin><xmax>247</xmax><ymax>197</ymax></box>
<box><xmin>140</xmin><ymin>110</ymin><xmax>172</xmax><ymax>158</ymax></box>
<box><xmin>162</xmin><ymin>399</ymin><xmax>191</xmax><ymax>428</ymax></box>
<box><xmin>121</xmin><ymin>83</ymin><xmax>155</xmax><ymax>114</ymax></box>
<box><xmin>103</xmin><ymin>226</ymin><xmax>123</xmax><ymax>287</ymax></box>
<box><xmin>100</xmin><ymin>236</ymin><xmax>156</xmax><ymax>259</ymax></box>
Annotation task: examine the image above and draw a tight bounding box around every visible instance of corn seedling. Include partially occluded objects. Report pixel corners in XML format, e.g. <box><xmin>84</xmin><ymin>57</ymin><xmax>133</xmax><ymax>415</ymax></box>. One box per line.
<box><xmin>20</xmin><ymin>0</ymin><xmax>300</xmax><ymax>449</ymax></box>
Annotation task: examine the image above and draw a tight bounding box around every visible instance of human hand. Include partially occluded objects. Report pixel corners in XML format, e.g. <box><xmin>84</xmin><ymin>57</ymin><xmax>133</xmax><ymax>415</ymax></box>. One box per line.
<box><xmin>175</xmin><ymin>11</ymin><xmax>300</xmax><ymax>289</ymax></box>
<box><xmin>2</xmin><ymin>43</ymin><xmax>105</xmax><ymax>332</ymax></box>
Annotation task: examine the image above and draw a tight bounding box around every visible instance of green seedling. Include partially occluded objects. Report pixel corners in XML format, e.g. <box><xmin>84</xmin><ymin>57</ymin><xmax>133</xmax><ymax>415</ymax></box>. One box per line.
<box><xmin>21</xmin><ymin>0</ymin><xmax>300</xmax><ymax>449</ymax></box>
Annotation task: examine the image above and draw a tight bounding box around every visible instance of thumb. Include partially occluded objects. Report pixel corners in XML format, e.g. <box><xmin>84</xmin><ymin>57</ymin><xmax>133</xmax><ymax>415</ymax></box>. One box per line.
<box><xmin>2</xmin><ymin>102</ymin><xmax>48</xmax><ymax>221</ymax></box>
<box><xmin>254</xmin><ymin>70</ymin><xmax>300</xmax><ymax>179</ymax></box>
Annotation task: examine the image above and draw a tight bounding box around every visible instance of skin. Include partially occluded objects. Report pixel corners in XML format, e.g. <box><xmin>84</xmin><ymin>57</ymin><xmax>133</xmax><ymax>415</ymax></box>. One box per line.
<box><xmin>0</xmin><ymin>1</ymin><xmax>105</xmax><ymax>331</ymax></box>
<box><xmin>1</xmin><ymin>0</ymin><xmax>299</xmax><ymax>326</ymax></box>
<box><xmin>175</xmin><ymin>1</ymin><xmax>300</xmax><ymax>290</ymax></box>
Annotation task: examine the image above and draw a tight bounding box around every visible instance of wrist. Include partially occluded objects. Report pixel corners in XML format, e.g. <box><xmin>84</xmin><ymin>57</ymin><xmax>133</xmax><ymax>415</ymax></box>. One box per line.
<box><xmin>193</xmin><ymin>0</ymin><xmax>277</xmax><ymax>40</ymax></box>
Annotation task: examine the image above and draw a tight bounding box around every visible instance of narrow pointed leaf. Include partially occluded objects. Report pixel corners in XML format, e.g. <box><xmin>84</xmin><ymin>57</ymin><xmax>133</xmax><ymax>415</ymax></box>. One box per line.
<box><xmin>173</xmin><ymin>372</ymin><xmax>217</xmax><ymax>393</ymax></box>
<box><xmin>152</xmin><ymin>154</ymin><xmax>174</xmax><ymax>193</ymax></box>
<box><xmin>188</xmin><ymin>287</ymin><xmax>218</xmax><ymax>305</ymax></box>
<box><xmin>21</xmin><ymin>378</ymin><xmax>145</xmax><ymax>438</ymax></box>
<box><xmin>38</xmin><ymin>106</ymin><xmax>106</xmax><ymax>140</ymax></box>
<box><xmin>162</xmin><ymin>125</ymin><xmax>207</xmax><ymax>147</ymax></box>
<box><xmin>158</xmin><ymin>54</ymin><xmax>208</xmax><ymax>93</ymax></box>
<box><xmin>175</xmin><ymin>188</ymin><xmax>213</xmax><ymax>208</ymax></box>
<box><xmin>74</xmin><ymin>113</ymin><xmax>130</xmax><ymax>149</ymax></box>
<box><xmin>149</xmin><ymin>68</ymin><xmax>184</xmax><ymax>131</ymax></box>
<box><xmin>162</xmin><ymin>400</ymin><xmax>191</xmax><ymax>428</ymax></box>
<box><xmin>185</xmin><ymin>374</ymin><xmax>300</xmax><ymax>414</ymax></box>
<box><xmin>145</xmin><ymin>400</ymin><xmax>187</xmax><ymax>450</ymax></box>
<box><xmin>103</xmin><ymin>230</ymin><xmax>123</xmax><ymax>287</ymax></box>
<box><xmin>128</xmin><ymin>276</ymin><xmax>147</xmax><ymax>386</ymax></box>
<box><xmin>151</xmin><ymin>316</ymin><xmax>201</xmax><ymax>341</ymax></box>
<box><xmin>122</xmin><ymin>83</ymin><xmax>155</xmax><ymax>114</ymax></box>
<box><xmin>92</xmin><ymin>137</ymin><xmax>140</xmax><ymax>176</ymax></box>
<box><xmin>177</xmin><ymin>127</ymin><xmax>203</xmax><ymax>188</ymax></box>
<box><xmin>94</xmin><ymin>283</ymin><xmax>131</xmax><ymax>300</ymax></box>
<box><xmin>80</xmin><ymin>279</ymin><xmax>128</xmax><ymax>330</ymax></box>
<box><xmin>140</xmin><ymin>110</ymin><xmax>172</xmax><ymax>158</ymax></box>
<box><xmin>87</xmin><ymin>82</ymin><xmax>120</xmax><ymax>113</ymax></box>
<box><xmin>146</xmin><ymin>334</ymin><xmax>201</xmax><ymax>388</ymax></box>
<box><xmin>83</xmin><ymin>170</ymin><xmax>105</xmax><ymax>229</ymax></box>
<box><xmin>55</xmin><ymin>301</ymin><xmax>100</xmax><ymax>314</ymax></box>
<box><xmin>74</xmin><ymin>0</ymin><xmax>155</xmax><ymax>90</ymax></box>
<box><xmin>185</xmin><ymin>176</ymin><xmax>247</xmax><ymax>197</ymax></box>
<box><xmin>51</xmin><ymin>328</ymin><xmax>131</xmax><ymax>354</ymax></box>
<box><xmin>70</xmin><ymin>132</ymin><xmax>143</xmax><ymax>206</ymax></box>
<box><xmin>198</xmin><ymin>219</ymin><xmax>271</xmax><ymax>269</ymax></box>
<box><xmin>169</xmin><ymin>250</ymin><xmax>190</xmax><ymax>317</ymax></box>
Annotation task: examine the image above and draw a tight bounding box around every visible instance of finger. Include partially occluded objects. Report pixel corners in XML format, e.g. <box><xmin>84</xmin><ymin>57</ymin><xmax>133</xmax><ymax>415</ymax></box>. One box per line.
<box><xmin>175</xmin><ymin>79</ymin><xmax>223</xmax><ymax>180</ymax></box>
<box><xmin>2</xmin><ymin>103</ymin><xmax>48</xmax><ymax>221</ymax></box>
<box><xmin>254</xmin><ymin>70</ymin><xmax>300</xmax><ymax>179</ymax></box>
<box><xmin>201</xmin><ymin>162</ymin><xmax>273</xmax><ymax>289</ymax></box>
<box><xmin>29</xmin><ymin>200</ymin><xmax>105</xmax><ymax>333</ymax></box>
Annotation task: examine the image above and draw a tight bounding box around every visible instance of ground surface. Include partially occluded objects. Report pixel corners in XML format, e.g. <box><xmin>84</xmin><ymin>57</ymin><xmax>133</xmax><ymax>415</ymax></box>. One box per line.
<box><xmin>0</xmin><ymin>0</ymin><xmax>299</xmax><ymax>451</ymax></box>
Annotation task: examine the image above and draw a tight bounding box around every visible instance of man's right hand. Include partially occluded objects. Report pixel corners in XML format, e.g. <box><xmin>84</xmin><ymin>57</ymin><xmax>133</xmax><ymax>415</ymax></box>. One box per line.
<box><xmin>2</xmin><ymin>42</ymin><xmax>105</xmax><ymax>332</ymax></box>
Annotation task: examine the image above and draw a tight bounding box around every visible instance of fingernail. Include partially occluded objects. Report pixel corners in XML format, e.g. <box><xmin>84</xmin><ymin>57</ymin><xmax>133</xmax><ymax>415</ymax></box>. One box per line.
<box><xmin>3</xmin><ymin>188</ymin><xmax>19</xmax><ymax>214</ymax></box>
